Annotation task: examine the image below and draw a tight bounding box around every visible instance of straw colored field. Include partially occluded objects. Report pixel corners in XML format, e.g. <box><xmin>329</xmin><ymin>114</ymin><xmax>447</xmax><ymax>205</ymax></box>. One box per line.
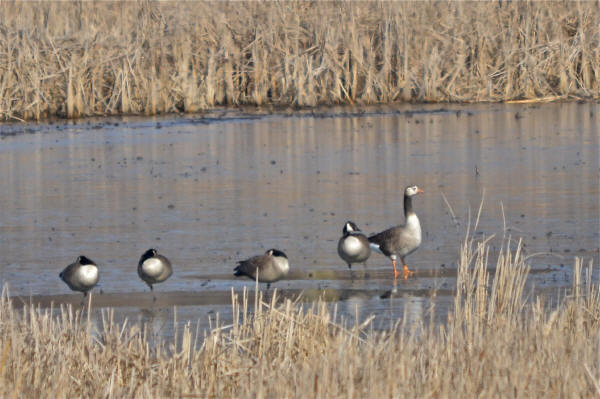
<box><xmin>1</xmin><ymin>234</ymin><xmax>598</xmax><ymax>398</ymax></box>
<box><xmin>0</xmin><ymin>1</ymin><xmax>598</xmax><ymax>121</ymax></box>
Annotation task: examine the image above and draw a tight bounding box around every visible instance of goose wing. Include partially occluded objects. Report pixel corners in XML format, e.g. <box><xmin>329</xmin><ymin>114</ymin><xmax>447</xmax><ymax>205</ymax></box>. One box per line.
<box><xmin>368</xmin><ymin>227</ymin><xmax>401</xmax><ymax>256</ymax></box>
<box><xmin>234</xmin><ymin>254</ymin><xmax>267</xmax><ymax>279</ymax></box>
<box><xmin>59</xmin><ymin>262</ymin><xmax>78</xmax><ymax>282</ymax></box>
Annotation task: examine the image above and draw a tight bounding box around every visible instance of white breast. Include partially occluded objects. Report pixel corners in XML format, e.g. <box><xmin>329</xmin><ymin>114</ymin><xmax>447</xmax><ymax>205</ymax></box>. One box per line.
<box><xmin>77</xmin><ymin>265</ymin><xmax>99</xmax><ymax>286</ymax></box>
<box><xmin>273</xmin><ymin>256</ymin><xmax>290</xmax><ymax>275</ymax></box>
<box><xmin>342</xmin><ymin>236</ymin><xmax>363</xmax><ymax>256</ymax></box>
<box><xmin>405</xmin><ymin>214</ymin><xmax>422</xmax><ymax>245</ymax></box>
<box><xmin>142</xmin><ymin>258</ymin><xmax>164</xmax><ymax>277</ymax></box>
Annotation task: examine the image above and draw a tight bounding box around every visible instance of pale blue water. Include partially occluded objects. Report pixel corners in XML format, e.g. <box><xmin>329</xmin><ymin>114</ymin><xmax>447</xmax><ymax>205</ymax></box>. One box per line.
<box><xmin>1</xmin><ymin>102</ymin><xmax>598</xmax><ymax>334</ymax></box>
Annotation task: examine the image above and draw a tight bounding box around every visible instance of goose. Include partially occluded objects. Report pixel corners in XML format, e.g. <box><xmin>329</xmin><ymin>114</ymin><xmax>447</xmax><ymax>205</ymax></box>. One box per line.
<box><xmin>59</xmin><ymin>255</ymin><xmax>99</xmax><ymax>297</ymax></box>
<box><xmin>138</xmin><ymin>248</ymin><xmax>173</xmax><ymax>292</ymax></box>
<box><xmin>337</xmin><ymin>221</ymin><xmax>371</xmax><ymax>269</ymax></box>
<box><xmin>369</xmin><ymin>185</ymin><xmax>424</xmax><ymax>279</ymax></box>
<box><xmin>234</xmin><ymin>249</ymin><xmax>289</xmax><ymax>289</ymax></box>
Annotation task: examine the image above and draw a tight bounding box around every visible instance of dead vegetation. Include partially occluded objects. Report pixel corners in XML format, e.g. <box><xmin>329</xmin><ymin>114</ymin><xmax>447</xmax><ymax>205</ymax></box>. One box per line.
<box><xmin>1</xmin><ymin>232</ymin><xmax>598</xmax><ymax>397</ymax></box>
<box><xmin>0</xmin><ymin>1</ymin><xmax>598</xmax><ymax>121</ymax></box>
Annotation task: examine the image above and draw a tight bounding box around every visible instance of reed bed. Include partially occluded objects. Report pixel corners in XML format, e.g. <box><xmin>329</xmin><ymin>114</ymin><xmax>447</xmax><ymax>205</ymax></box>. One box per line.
<box><xmin>1</xmin><ymin>234</ymin><xmax>598</xmax><ymax>398</ymax></box>
<box><xmin>0</xmin><ymin>1</ymin><xmax>598</xmax><ymax>121</ymax></box>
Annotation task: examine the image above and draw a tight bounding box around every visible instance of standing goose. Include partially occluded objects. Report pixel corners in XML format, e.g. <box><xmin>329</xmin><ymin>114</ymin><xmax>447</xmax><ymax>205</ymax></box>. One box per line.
<box><xmin>369</xmin><ymin>185</ymin><xmax>424</xmax><ymax>279</ymax></box>
<box><xmin>59</xmin><ymin>255</ymin><xmax>99</xmax><ymax>297</ymax></box>
<box><xmin>337</xmin><ymin>221</ymin><xmax>371</xmax><ymax>269</ymax></box>
<box><xmin>234</xmin><ymin>249</ymin><xmax>289</xmax><ymax>289</ymax></box>
<box><xmin>138</xmin><ymin>248</ymin><xmax>173</xmax><ymax>292</ymax></box>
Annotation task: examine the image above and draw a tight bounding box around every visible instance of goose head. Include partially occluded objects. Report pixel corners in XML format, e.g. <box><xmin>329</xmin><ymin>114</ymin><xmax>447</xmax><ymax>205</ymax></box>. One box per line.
<box><xmin>267</xmin><ymin>249</ymin><xmax>288</xmax><ymax>259</ymax></box>
<box><xmin>139</xmin><ymin>248</ymin><xmax>158</xmax><ymax>262</ymax></box>
<box><xmin>405</xmin><ymin>185</ymin><xmax>424</xmax><ymax>197</ymax></box>
<box><xmin>77</xmin><ymin>255</ymin><xmax>96</xmax><ymax>266</ymax></box>
<box><xmin>343</xmin><ymin>221</ymin><xmax>360</xmax><ymax>235</ymax></box>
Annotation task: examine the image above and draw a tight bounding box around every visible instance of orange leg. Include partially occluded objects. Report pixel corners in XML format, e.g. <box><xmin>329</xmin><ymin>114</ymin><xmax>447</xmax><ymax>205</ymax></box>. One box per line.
<box><xmin>403</xmin><ymin>264</ymin><xmax>415</xmax><ymax>280</ymax></box>
<box><xmin>392</xmin><ymin>259</ymin><xmax>400</xmax><ymax>279</ymax></box>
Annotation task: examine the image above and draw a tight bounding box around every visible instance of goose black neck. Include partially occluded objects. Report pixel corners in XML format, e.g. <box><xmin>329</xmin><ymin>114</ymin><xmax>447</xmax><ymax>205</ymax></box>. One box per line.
<box><xmin>404</xmin><ymin>194</ymin><xmax>414</xmax><ymax>216</ymax></box>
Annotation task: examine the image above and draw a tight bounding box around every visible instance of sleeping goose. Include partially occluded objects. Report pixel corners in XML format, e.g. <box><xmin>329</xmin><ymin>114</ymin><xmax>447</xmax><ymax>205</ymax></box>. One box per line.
<box><xmin>138</xmin><ymin>248</ymin><xmax>173</xmax><ymax>292</ymax></box>
<box><xmin>59</xmin><ymin>255</ymin><xmax>99</xmax><ymax>297</ymax></box>
<box><xmin>234</xmin><ymin>249</ymin><xmax>289</xmax><ymax>289</ymax></box>
<box><xmin>368</xmin><ymin>185</ymin><xmax>424</xmax><ymax>279</ymax></box>
<box><xmin>337</xmin><ymin>221</ymin><xmax>371</xmax><ymax>269</ymax></box>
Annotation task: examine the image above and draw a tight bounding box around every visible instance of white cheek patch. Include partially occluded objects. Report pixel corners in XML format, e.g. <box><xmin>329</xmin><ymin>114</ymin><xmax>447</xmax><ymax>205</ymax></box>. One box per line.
<box><xmin>142</xmin><ymin>258</ymin><xmax>164</xmax><ymax>277</ymax></box>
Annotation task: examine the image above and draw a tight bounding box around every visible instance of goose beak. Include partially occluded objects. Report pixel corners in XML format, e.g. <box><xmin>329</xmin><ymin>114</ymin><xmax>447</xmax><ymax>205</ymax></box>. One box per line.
<box><xmin>417</xmin><ymin>188</ymin><xmax>424</xmax><ymax>194</ymax></box>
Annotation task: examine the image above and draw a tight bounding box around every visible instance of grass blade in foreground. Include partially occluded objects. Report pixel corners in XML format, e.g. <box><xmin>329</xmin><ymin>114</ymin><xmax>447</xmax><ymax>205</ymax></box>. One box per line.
<box><xmin>0</xmin><ymin>238</ymin><xmax>598</xmax><ymax>397</ymax></box>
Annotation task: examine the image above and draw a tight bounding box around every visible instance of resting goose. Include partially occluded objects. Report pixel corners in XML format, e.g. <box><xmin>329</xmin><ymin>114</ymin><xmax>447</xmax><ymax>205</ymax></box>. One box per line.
<box><xmin>234</xmin><ymin>249</ymin><xmax>289</xmax><ymax>289</ymax></box>
<box><xmin>138</xmin><ymin>248</ymin><xmax>173</xmax><ymax>292</ymax></box>
<box><xmin>337</xmin><ymin>221</ymin><xmax>371</xmax><ymax>269</ymax></box>
<box><xmin>59</xmin><ymin>255</ymin><xmax>99</xmax><ymax>297</ymax></box>
<box><xmin>368</xmin><ymin>185</ymin><xmax>424</xmax><ymax>279</ymax></box>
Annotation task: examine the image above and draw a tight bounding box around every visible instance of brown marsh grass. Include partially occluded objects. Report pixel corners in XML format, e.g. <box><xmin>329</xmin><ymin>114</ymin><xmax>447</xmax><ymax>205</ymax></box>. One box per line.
<box><xmin>0</xmin><ymin>1</ymin><xmax>599</xmax><ymax>121</ymax></box>
<box><xmin>1</xmin><ymin>233</ymin><xmax>599</xmax><ymax>398</ymax></box>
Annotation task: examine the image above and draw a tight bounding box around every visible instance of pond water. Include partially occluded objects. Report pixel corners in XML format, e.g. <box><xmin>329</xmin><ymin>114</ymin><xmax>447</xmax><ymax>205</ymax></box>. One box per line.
<box><xmin>1</xmin><ymin>102</ymin><xmax>598</xmax><ymax>338</ymax></box>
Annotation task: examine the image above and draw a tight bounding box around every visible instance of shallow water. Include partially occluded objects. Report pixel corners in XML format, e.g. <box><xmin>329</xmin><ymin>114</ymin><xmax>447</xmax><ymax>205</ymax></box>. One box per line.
<box><xmin>1</xmin><ymin>102</ymin><xmax>598</xmax><ymax>336</ymax></box>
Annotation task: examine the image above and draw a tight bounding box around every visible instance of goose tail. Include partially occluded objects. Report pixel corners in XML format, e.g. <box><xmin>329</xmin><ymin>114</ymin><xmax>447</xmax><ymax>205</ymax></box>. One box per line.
<box><xmin>233</xmin><ymin>263</ymin><xmax>245</xmax><ymax>277</ymax></box>
<box><xmin>369</xmin><ymin>242</ymin><xmax>383</xmax><ymax>254</ymax></box>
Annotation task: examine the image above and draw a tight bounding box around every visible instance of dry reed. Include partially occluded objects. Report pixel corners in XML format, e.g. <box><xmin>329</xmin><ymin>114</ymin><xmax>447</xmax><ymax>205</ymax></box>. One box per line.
<box><xmin>0</xmin><ymin>1</ymin><xmax>598</xmax><ymax>121</ymax></box>
<box><xmin>1</xmin><ymin>233</ymin><xmax>599</xmax><ymax>398</ymax></box>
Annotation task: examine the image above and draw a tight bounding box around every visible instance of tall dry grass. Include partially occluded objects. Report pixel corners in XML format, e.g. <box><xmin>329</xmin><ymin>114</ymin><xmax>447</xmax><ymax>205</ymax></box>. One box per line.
<box><xmin>1</xmin><ymin>234</ymin><xmax>599</xmax><ymax>397</ymax></box>
<box><xmin>0</xmin><ymin>1</ymin><xmax>598</xmax><ymax>121</ymax></box>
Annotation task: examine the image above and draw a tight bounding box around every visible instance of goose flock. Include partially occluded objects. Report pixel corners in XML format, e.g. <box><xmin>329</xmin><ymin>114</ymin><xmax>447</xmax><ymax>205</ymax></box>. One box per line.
<box><xmin>59</xmin><ymin>185</ymin><xmax>424</xmax><ymax>296</ymax></box>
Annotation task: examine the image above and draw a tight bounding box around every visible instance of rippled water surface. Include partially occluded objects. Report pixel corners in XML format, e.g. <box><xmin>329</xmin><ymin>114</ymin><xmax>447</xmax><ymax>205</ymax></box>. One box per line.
<box><xmin>1</xmin><ymin>102</ymin><xmax>598</xmax><ymax>336</ymax></box>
